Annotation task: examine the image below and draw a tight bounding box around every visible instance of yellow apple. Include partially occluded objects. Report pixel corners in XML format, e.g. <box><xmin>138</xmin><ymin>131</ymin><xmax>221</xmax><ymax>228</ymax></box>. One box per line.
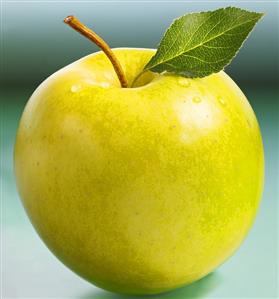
<box><xmin>14</xmin><ymin>48</ymin><xmax>264</xmax><ymax>295</ymax></box>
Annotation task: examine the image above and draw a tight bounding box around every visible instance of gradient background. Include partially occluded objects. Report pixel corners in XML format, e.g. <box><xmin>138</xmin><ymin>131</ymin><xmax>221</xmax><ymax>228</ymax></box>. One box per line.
<box><xmin>1</xmin><ymin>1</ymin><xmax>278</xmax><ymax>298</ymax></box>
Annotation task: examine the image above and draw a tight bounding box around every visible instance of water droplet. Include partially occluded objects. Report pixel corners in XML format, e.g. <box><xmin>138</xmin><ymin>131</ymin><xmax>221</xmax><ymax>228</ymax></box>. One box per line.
<box><xmin>192</xmin><ymin>96</ymin><xmax>201</xmax><ymax>103</ymax></box>
<box><xmin>71</xmin><ymin>84</ymin><xmax>81</xmax><ymax>93</ymax></box>
<box><xmin>218</xmin><ymin>97</ymin><xmax>226</xmax><ymax>106</ymax></box>
<box><xmin>178</xmin><ymin>78</ymin><xmax>190</xmax><ymax>87</ymax></box>
<box><xmin>100</xmin><ymin>82</ymin><xmax>110</xmax><ymax>88</ymax></box>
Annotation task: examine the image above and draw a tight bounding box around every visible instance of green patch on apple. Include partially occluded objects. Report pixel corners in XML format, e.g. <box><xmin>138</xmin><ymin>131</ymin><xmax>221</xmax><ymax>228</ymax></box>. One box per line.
<box><xmin>14</xmin><ymin>7</ymin><xmax>264</xmax><ymax>295</ymax></box>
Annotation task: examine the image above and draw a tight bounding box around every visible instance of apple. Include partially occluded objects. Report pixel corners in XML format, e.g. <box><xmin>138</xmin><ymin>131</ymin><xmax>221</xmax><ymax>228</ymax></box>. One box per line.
<box><xmin>14</xmin><ymin>47</ymin><xmax>264</xmax><ymax>295</ymax></box>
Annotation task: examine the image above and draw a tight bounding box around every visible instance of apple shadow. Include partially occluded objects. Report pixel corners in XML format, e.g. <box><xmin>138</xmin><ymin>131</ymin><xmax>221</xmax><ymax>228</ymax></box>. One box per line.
<box><xmin>81</xmin><ymin>272</ymin><xmax>222</xmax><ymax>299</ymax></box>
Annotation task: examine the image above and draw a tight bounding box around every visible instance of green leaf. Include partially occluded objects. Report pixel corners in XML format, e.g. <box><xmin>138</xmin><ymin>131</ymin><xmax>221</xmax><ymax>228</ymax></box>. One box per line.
<box><xmin>144</xmin><ymin>7</ymin><xmax>264</xmax><ymax>78</ymax></box>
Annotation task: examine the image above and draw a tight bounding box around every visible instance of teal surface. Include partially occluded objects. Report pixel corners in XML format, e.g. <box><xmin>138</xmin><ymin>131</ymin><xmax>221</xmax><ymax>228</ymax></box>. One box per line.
<box><xmin>1</xmin><ymin>86</ymin><xmax>278</xmax><ymax>298</ymax></box>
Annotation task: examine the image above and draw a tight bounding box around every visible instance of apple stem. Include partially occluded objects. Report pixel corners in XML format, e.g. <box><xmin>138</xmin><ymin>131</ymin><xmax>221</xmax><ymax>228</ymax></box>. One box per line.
<box><xmin>64</xmin><ymin>16</ymin><xmax>128</xmax><ymax>88</ymax></box>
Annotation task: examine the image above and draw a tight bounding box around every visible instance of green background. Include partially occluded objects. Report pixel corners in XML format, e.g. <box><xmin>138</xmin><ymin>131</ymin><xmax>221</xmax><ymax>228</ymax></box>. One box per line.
<box><xmin>1</xmin><ymin>1</ymin><xmax>278</xmax><ymax>298</ymax></box>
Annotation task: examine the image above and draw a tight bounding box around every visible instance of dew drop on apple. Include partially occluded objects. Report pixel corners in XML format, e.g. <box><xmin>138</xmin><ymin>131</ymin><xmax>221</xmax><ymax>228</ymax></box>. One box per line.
<box><xmin>178</xmin><ymin>78</ymin><xmax>190</xmax><ymax>87</ymax></box>
<box><xmin>71</xmin><ymin>84</ymin><xmax>82</xmax><ymax>93</ymax></box>
<box><xmin>100</xmin><ymin>82</ymin><xmax>110</xmax><ymax>88</ymax></box>
<box><xmin>218</xmin><ymin>96</ymin><xmax>226</xmax><ymax>106</ymax></box>
<box><xmin>192</xmin><ymin>96</ymin><xmax>201</xmax><ymax>103</ymax></box>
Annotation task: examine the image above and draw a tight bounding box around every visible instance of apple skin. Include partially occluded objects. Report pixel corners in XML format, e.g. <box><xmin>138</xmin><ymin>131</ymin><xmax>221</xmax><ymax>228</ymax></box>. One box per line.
<box><xmin>14</xmin><ymin>48</ymin><xmax>264</xmax><ymax>295</ymax></box>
